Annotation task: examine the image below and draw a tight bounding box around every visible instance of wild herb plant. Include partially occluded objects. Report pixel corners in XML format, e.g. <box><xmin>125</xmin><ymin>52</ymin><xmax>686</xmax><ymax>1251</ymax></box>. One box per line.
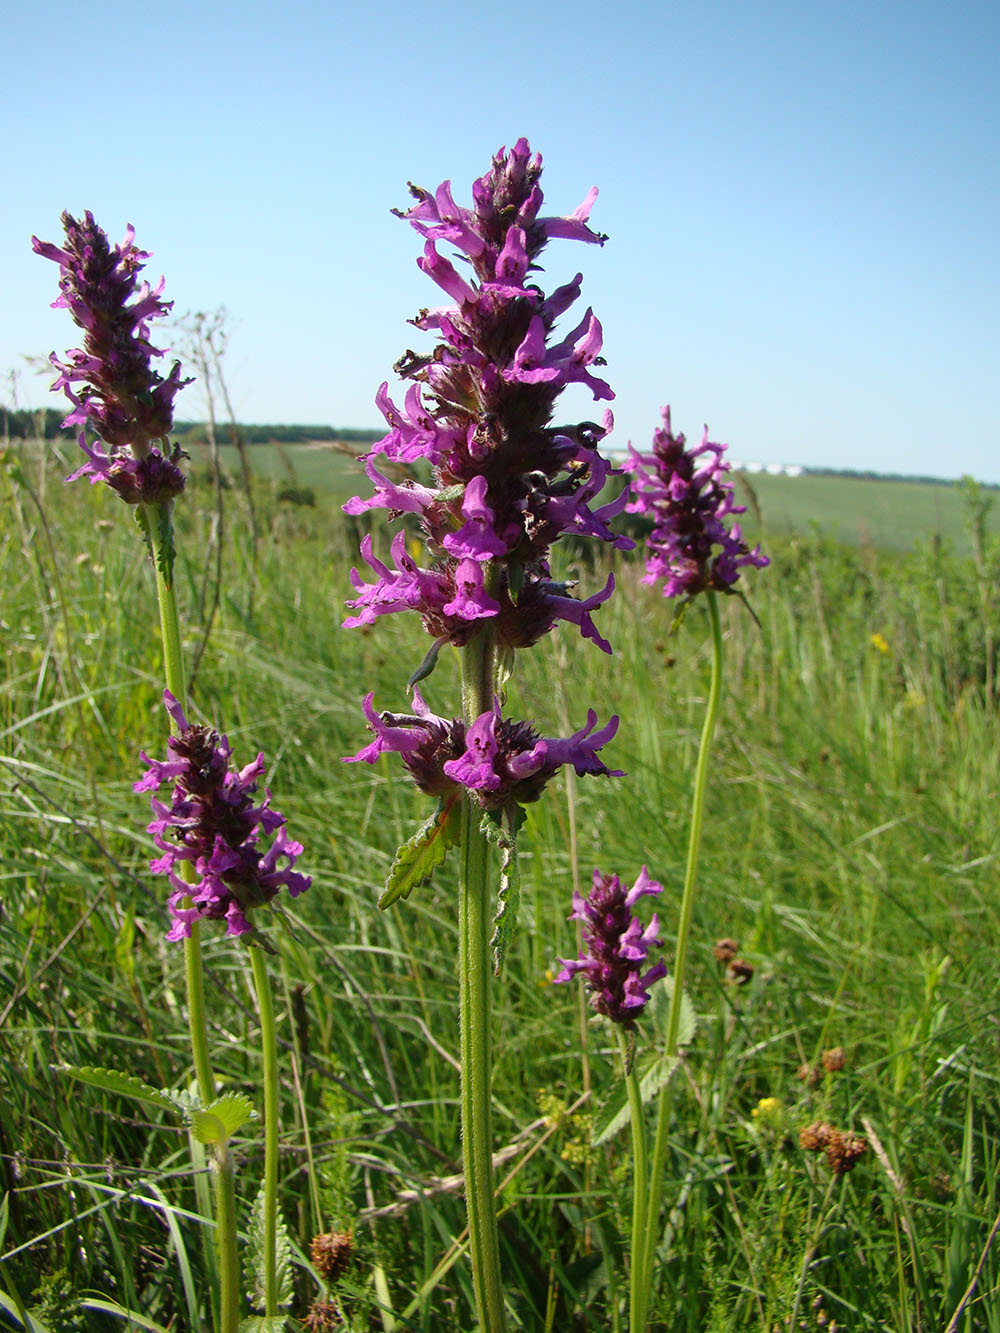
<box><xmin>600</xmin><ymin>406</ymin><xmax>767</xmax><ymax>1330</ymax></box>
<box><xmin>341</xmin><ymin>139</ymin><xmax>631</xmax><ymax>1330</ymax></box>
<box><xmin>31</xmin><ymin>212</ymin><xmax>306</xmax><ymax>1331</ymax></box>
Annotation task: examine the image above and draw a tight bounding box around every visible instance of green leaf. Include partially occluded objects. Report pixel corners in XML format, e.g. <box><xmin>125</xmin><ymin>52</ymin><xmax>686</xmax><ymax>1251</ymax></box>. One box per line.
<box><xmin>243</xmin><ymin>1186</ymin><xmax>293</xmax><ymax>1315</ymax></box>
<box><xmin>54</xmin><ymin>1065</ymin><xmax>190</xmax><ymax>1115</ymax></box>
<box><xmin>151</xmin><ymin>502</ymin><xmax>177</xmax><ymax>588</ymax></box>
<box><xmin>407</xmin><ymin>635</ymin><xmax>449</xmax><ymax>689</ymax></box>
<box><xmin>591</xmin><ymin>1054</ymin><xmax>680</xmax><ymax>1146</ymax></box>
<box><xmin>189</xmin><ymin>1093</ymin><xmax>256</xmax><ymax>1146</ymax></box>
<box><xmin>639</xmin><ymin>1054</ymin><xmax>680</xmax><ymax>1104</ymax></box>
<box><xmin>646</xmin><ymin>975</ymin><xmax>697</xmax><ymax>1051</ymax></box>
<box><xmin>379</xmin><ymin>795</ymin><xmax>462</xmax><ymax>909</ymax></box>
<box><xmin>591</xmin><ymin>1082</ymin><xmax>629</xmax><ymax>1146</ymax></box>
<box><xmin>132</xmin><ymin>504</ymin><xmax>154</xmax><ymax>563</ymax></box>
<box><xmin>485</xmin><ymin>804</ymin><xmax>525</xmax><ymax>975</ymax></box>
<box><xmin>239</xmin><ymin>1318</ymin><xmax>288</xmax><ymax>1332</ymax></box>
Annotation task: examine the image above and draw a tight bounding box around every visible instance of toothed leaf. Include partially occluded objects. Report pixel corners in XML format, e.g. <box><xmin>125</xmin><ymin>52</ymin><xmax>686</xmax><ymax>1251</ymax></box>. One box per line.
<box><xmin>591</xmin><ymin>1055</ymin><xmax>681</xmax><ymax>1145</ymax></box>
<box><xmin>151</xmin><ymin>502</ymin><xmax>177</xmax><ymax>587</ymax></box>
<box><xmin>647</xmin><ymin>976</ymin><xmax>696</xmax><ymax>1051</ymax></box>
<box><xmin>189</xmin><ymin>1092</ymin><xmax>256</xmax><ymax>1145</ymax></box>
<box><xmin>244</xmin><ymin>1185</ymin><xmax>293</xmax><ymax>1316</ymax></box>
<box><xmin>379</xmin><ymin>795</ymin><xmax>461</xmax><ymax>908</ymax></box>
<box><xmin>54</xmin><ymin>1065</ymin><xmax>191</xmax><ymax>1115</ymax></box>
<box><xmin>484</xmin><ymin>804</ymin><xmax>525</xmax><ymax>974</ymax></box>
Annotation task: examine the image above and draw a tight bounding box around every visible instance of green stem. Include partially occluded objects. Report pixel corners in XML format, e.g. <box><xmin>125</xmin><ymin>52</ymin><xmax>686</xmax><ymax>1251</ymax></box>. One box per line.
<box><xmin>249</xmin><ymin>944</ymin><xmax>280</xmax><ymax>1318</ymax></box>
<box><xmin>617</xmin><ymin>1029</ymin><xmax>648</xmax><ymax>1333</ymax></box>
<box><xmin>214</xmin><ymin>1141</ymin><xmax>241</xmax><ymax>1333</ymax></box>
<box><xmin>458</xmin><ymin>619</ymin><xmax>508</xmax><ymax>1333</ymax></box>
<box><xmin>144</xmin><ymin>498</ymin><xmax>239</xmax><ymax>1333</ymax></box>
<box><xmin>637</xmin><ymin>591</ymin><xmax>725</xmax><ymax>1329</ymax></box>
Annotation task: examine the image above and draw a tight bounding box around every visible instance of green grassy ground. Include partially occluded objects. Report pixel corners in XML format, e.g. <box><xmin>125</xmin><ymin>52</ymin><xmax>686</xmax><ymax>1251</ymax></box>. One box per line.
<box><xmin>2</xmin><ymin>445</ymin><xmax>999</xmax><ymax>1330</ymax></box>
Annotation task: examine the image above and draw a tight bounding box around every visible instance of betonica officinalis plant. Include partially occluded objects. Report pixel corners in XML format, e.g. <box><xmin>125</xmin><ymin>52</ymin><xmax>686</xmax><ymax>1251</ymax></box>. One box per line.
<box><xmin>33</xmin><ymin>212</ymin><xmax>308</xmax><ymax>1331</ymax></box>
<box><xmin>342</xmin><ymin>139</ymin><xmax>633</xmax><ymax>1332</ymax></box>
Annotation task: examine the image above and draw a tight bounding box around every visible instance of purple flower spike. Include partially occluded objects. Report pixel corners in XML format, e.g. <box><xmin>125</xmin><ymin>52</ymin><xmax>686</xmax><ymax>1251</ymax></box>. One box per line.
<box><xmin>136</xmin><ymin>690</ymin><xmax>310</xmax><ymax>940</ymax></box>
<box><xmin>555</xmin><ymin>868</ymin><xmax>668</xmax><ymax>1025</ymax></box>
<box><xmin>625</xmin><ymin>407</ymin><xmax>768</xmax><ymax>599</ymax></box>
<box><xmin>345</xmin><ymin>141</ymin><xmax>626</xmax><ymax>654</ymax></box>
<box><xmin>33</xmin><ymin>211</ymin><xmax>190</xmax><ymax>502</ymax></box>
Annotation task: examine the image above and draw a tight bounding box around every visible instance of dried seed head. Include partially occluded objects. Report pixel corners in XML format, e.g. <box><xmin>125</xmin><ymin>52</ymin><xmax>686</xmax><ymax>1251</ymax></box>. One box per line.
<box><xmin>310</xmin><ymin>1230</ymin><xmax>353</xmax><ymax>1281</ymax></box>
<box><xmin>727</xmin><ymin>958</ymin><xmax>754</xmax><ymax>985</ymax></box>
<box><xmin>713</xmin><ymin>937</ymin><xmax>739</xmax><ymax>964</ymax></box>
<box><xmin>799</xmin><ymin>1121</ymin><xmax>835</xmax><ymax>1152</ymax></box>
<box><xmin>822</xmin><ymin>1046</ymin><xmax>847</xmax><ymax>1073</ymax></box>
<box><xmin>798</xmin><ymin>1062</ymin><xmax>821</xmax><ymax>1087</ymax></box>
<box><xmin>825</xmin><ymin>1131</ymin><xmax>867</xmax><ymax>1175</ymax></box>
<box><xmin>303</xmin><ymin>1300</ymin><xmax>342</xmax><ymax>1331</ymax></box>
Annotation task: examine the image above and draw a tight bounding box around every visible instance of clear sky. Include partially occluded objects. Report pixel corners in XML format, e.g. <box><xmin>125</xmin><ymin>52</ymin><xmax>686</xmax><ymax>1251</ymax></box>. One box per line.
<box><xmin>3</xmin><ymin>0</ymin><xmax>998</xmax><ymax>479</ymax></box>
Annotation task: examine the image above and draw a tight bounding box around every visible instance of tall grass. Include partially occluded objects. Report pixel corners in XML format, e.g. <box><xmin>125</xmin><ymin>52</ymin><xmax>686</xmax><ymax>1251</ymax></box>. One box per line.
<box><xmin>2</xmin><ymin>440</ymin><xmax>998</xmax><ymax>1329</ymax></box>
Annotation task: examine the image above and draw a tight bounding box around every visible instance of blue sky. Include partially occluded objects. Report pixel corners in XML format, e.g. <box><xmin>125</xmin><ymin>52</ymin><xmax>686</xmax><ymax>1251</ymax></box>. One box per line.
<box><xmin>3</xmin><ymin>0</ymin><xmax>998</xmax><ymax>479</ymax></box>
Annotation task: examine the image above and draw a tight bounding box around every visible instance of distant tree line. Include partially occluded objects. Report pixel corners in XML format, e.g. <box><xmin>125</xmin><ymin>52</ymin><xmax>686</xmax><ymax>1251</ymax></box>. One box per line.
<box><xmin>801</xmin><ymin>465</ymin><xmax>998</xmax><ymax>490</ymax></box>
<box><xmin>172</xmin><ymin>421</ymin><xmax>383</xmax><ymax>446</ymax></box>
<box><xmin>1</xmin><ymin>407</ymin><xmax>66</xmax><ymax>440</ymax></box>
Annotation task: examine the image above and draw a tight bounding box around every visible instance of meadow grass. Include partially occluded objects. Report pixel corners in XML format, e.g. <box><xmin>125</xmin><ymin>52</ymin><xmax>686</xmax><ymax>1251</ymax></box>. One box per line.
<box><xmin>2</xmin><ymin>440</ymin><xmax>999</xmax><ymax>1330</ymax></box>
<box><xmin>177</xmin><ymin>437</ymin><xmax>1000</xmax><ymax>555</ymax></box>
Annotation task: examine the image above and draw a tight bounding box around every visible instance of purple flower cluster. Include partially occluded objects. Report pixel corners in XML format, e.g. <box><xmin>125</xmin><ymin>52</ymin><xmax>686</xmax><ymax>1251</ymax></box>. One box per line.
<box><xmin>625</xmin><ymin>406</ymin><xmax>768</xmax><ymax>599</ymax></box>
<box><xmin>343</xmin><ymin>139</ymin><xmax>632</xmax><ymax>653</ymax></box>
<box><xmin>135</xmin><ymin>691</ymin><xmax>310</xmax><ymax>940</ymax></box>
<box><xmin>33</xmin><ymin>211</ymin><xmax>189</xmax><ymax>504</ymax></box>
<box><xmin>345</xmin><ymin>690</ymin><xmax>622</xmax><ymax>810</ymax></box>
<box><xmin>345</xmin><ymin>142</ymin><xmax>630</xmax><ymax>808</ymax></box>
<box><xmin>555</xmin><ymin>867</ymin><xmax>668</xmax><ymax>1025</ymax></box>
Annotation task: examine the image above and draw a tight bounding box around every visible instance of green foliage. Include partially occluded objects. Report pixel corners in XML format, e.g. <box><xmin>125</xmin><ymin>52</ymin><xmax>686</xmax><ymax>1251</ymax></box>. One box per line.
<box><xmin>189</xmin><ymin>1094</ymin><xmax>257</xmax><ymax>1146</ymax></box>
<box><xmin>483</xmin><ymin>804</ymin><xmax>525</xmax><ymax>975</ymax></box>
<box><xmin>244</xmin><ymin>1187</ymin><xmax>293</xmax><ymax>1317</ymax></box>
<box><xmin>379</xmin><ymin>794</ymin><xmax>462</xmax><ymax>908</ymax></box>
<box><xmin>4</xmin><ymin>449</ymin><xmax>1000</xmax><ymax>1329</ymax></box>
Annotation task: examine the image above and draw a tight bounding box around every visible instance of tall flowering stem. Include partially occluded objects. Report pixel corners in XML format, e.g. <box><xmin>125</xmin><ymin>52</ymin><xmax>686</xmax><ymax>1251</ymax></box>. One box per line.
<box><xmin>554</xmin><ymin>867</ymin><xmax>667</xmax><ymax>1333</ymax></box>
<box><xmin>344</xmin><ymin>142</ymin><xmax>629</xmax><ymax>1329</ymax></box>
<box><xmin>34</xmin><ymin>213</ymin><xmax>310</xmax><ymax>1332</ymax></box>
<box><xmin>137</xmin><ymin>689</ymin><xmax>310</xmax><ymax>1327</ymax></box>
<box><xmin>624</xmin><ymin>410</ymin><xmax>766</xmax><ymax>1328</ymax></box>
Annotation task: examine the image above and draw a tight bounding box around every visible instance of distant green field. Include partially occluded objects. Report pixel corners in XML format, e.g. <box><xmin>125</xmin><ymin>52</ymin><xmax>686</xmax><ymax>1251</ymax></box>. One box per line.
<box><xmin>732</xmin><ymin>470</ymin><xmax>998</xmax><ymax>553</ymax></box>
<box><xmin>190</xmin><ymin>440</ymin><xmax>997</xmax><ymax>554</ymax></box>
<box><xmin>185</xmin><ymin>438</ymin><xmax>365</xmax><ymax>494</ymax></box>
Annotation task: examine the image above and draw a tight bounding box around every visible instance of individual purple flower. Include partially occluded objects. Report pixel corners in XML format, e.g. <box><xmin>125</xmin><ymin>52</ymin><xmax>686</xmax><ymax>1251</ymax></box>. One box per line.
<box><xmin>555</xmin><ymin>867</ymin><xmax>668</xmax><ymax>1025</ymax></box>
<box><xmin>33</xmin><ymin>211</ymin><xmax>190</xmax><ymax>503</ymax></box>
<box><xmin>625</xmin><ymin>406</ymin><xmax>768</xmax><ymax>599</ymax></box>
<box><xmin>135</xmin><ymin>691</ymin><xmax>310</xmax><ymax>940</ymax></box>
<box><xmin>344</xmin><ymin>692</ymin><xmax>622</xmax><ymax>811</ymax></box>
<box><xmin>343</xmin><ymin>140</ymin><xmax>632</xmax><ymax>656</ymax></box>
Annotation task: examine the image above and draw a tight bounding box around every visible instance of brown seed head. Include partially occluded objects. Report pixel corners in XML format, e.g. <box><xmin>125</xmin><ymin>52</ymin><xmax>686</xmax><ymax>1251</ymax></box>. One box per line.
<box><xmin>310</xmin><ymin>1230</ymin><xmax>353</xmax><ymax>1281</ymax></box>
<box><xmin>303</xmin><ymin>1300</ymin><xmax>342</xmax><ymax>1331</ymax></box>
<box><xmin>822</xmin><ymin>1046</ymin><xmax>847</xmax><ymax>1073</ymax></box>
<box><xmin>797</xmin><ymin>1061</ymin><xmax>821</xmax><ymax>1087</ymax></box>
<box><xmin>727</xmin><ymin>958</ymin><xmax>754</xmax><ymax>985</ymax></box>
<box><xmin>713</xmin><ymin>938</ymin><xmax>739</xmax><ymax>964</ymax></box>
<box><xmin>799</xmin><ymin>1121</ymin><xmax>835</xmax><ymax>1152</ymax></box>
<box><xmin>826</xmin><ymin>1131</ymin><xmax>866</xmax><ymax>1175</ymax></box>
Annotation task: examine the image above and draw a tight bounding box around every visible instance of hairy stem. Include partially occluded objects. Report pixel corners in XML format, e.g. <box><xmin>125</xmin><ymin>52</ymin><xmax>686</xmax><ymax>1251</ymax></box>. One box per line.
<box><xmin>458</xmin><ymin>615</ymin><xmax>508</xmax><ymax>1333</ymax></box>
<box><xmin>617</xmin><ymin>1028</ymin><xmax>649</xmax><ymax>1333</ymax></box>
<box><xmin>249</xmin><ymin>944</ymin><xmax>280</xmax><ymax>1318</ymax></box>
<box><xmin>637</xmin><ymin>591</ymin><xmax>724</xmax><ymax>1328</ymax></box>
